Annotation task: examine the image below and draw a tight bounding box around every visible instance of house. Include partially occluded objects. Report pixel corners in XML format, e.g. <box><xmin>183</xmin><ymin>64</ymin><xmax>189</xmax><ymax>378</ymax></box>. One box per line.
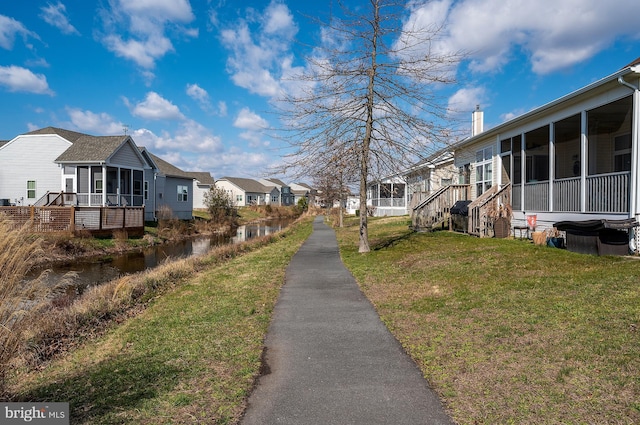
<box><xmin>187</xmin><ymin>171</ymin><xmax>215</xmax><ymax>210</ymax></box>
<box><xmin>215</xmin><ymin>177</ymin><xmax>280</xmax><ymax>206</ymax></box>
<box><xmin>0</xmin><ymin>127</ymin><xmax>193</xmax><ymax>221</ymax></box>
<box><xmin>289</xmin><ymin>182</ymin><xmax>317</xmax><ymax>206</ymax></box>
<box><xmin>366</xmin><ymin>150</ymin><xmax>458</xmax><ymax>217</ymax></box>
<box><xmin>413</xmin><ymin>58</ymin><xmax>640</xmax><ymax>251</ymax></box>
<box><xmin>259</xmin><ymin>178</ymin><xmax>295</xmax><ymax>206</ymax></box>
<box><xmin>140</xmin><ymin>150</ymin><xmax>194</xmax><ymax>220</ymax></box>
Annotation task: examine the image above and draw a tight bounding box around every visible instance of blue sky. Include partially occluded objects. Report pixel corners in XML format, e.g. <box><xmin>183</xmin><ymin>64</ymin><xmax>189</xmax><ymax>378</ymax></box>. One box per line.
<box><xmin>1</xmin><ymin>0</ymin><xmax>639</xmax><ymax>179</ymax></box>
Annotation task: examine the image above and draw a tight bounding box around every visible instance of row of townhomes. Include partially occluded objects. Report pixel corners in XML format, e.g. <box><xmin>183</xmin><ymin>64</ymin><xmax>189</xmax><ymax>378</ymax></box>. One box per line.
<box><xmin>0</xmin><ymin>127</ymin><xmax>213</xmax><ymax>223</ymax></box>
<box><xmin>368</xmin><ymin>58</ymin><xmax>640</xmax><ymax>254</ymax></box>
<box><xmin>215</xmin><ymin>177</ymin><xmax>317</xmax><ymax>207</ymax></box>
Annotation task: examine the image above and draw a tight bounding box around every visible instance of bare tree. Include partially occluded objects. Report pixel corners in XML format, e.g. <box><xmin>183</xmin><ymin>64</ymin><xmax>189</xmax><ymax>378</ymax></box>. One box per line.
<box><xmin>276</xmin><ymin>0</ymin><xmax>465</xmax><ymax>252</ymax></box>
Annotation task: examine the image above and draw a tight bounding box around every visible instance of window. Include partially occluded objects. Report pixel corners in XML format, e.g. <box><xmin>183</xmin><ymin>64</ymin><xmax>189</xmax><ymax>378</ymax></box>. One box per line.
<box><xmin>95</xmin><ymin>179</ymin><xmax>103</xmax><ymax>193</ymax></box>
<box><xmin>27</xmin><ymin>180</ymin><xmax>36</xmax><ymax>199</ymax></box>
<box><xmin>614</xmin><ymin>134</ymin><xmax>631</xmax><ymax>172</ymax></box>
<box><xmin>236</xmin><ymin>195</ymin><xmax>243</xmax><ymax>202</ymax></box>
<box><xmin>144</xmin><ymin>181</ymin><xmax>149</xmax><ymax>200</ymax></box>
<box><xmin>475</xmin><ymin>146</ymin><xmax>493</xmax><ymax>196</ymax></box>
<box><xmin>177</xmin><ymin>185</ymin><xmax>188</xmax><ymax>202</ymax></box>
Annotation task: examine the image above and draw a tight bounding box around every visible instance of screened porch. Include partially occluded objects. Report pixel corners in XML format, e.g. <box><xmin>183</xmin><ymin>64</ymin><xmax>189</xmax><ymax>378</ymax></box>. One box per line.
<box><xmin>503</xmin><ymin>94</ymin><xmax>633</xmax><ymax>215</ymax></box>
<box><xmin>68</xmin><ymin>165</ymin><xmax>146</xmax><ymax>208</ymax></box>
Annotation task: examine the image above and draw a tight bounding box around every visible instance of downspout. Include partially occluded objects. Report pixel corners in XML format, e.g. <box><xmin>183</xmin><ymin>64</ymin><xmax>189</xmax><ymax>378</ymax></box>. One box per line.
<box><xmin>617</xmin><ymin>74</ymin><xmax>640</xmax><ymax>253</ymax></box>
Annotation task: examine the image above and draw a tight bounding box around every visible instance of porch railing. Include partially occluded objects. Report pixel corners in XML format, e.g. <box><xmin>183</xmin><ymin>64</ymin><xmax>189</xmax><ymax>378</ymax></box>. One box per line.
<box><xmin>553</xmin><ymin>177</ymin><xmax>581</xmax><ymax>212</ymax></box>
<box><xmin>76</xmin><ymin>193</ymin><xmax>143</xmax><ymax>207</ymax></box>
<box><xmin>468</xmin><ymin>183</ymin><xmax>511</xmax><ymax>237</ymax></box>
<box><xmin>512</xmin><ymin>172</ymin><xmax>629</xmax><ymax>214</ymax></box>
<box><xmin>524</xmin><ymin>181</ymin><xmax>549</xmax><ymax>211</ymax></box>
<box><xmin>586</xmin><ymin>172</ymin><xmax>629</xmax><ymax>213</ymax></box>
<box><xmin>411</xmin><ymin>184</ymin><xmax>470</xmax><ymax>231</ymax></box>
<box><xmin>372</xmin><ymin>198</ymin><xmax>406</xmax><ymax>208</ymax></box>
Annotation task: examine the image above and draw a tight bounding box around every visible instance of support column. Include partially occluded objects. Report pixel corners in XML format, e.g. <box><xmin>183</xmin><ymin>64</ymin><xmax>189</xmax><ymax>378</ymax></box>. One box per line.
<box><xmin>549</xmin><ymin>123</ymin><xmax>555</xmax><ymax>212</ymax></box>
<box><xmin>580</xmin><ymin>110</ymin><xmax>587</xmax><ymax>212</ymax></box>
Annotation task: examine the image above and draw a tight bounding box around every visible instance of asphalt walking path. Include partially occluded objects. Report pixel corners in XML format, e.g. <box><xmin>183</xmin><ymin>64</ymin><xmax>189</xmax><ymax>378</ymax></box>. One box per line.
<box><xmin>241</xmin><ymin>216</ymin><xmax>454</xmax><ymax>425</ymax></box>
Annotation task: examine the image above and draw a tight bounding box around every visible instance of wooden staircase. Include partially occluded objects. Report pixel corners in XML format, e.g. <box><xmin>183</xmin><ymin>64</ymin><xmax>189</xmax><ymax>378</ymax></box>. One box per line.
<box><xmin>411</xmin><ymin>184</ymin><xmax>470</xmax><ymax>232</ymax></box>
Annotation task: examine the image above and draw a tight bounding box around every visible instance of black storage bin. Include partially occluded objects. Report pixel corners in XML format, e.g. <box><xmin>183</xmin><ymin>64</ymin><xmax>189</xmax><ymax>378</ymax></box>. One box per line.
<box><xmin>553</xmin><ymin>219</ymin><xmax>637</xmax><ymax>256</ymax></box>
<box><xmin>450</xmin><ymin>200</ymin><xmax>471</xmax><ymax>233</ymax></box>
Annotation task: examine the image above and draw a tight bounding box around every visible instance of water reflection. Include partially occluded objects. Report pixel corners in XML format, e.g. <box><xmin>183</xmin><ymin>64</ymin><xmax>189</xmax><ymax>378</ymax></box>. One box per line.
<box><xmin>37</xmin><ymin>219</ymin><xmax>292</xmax><ymax>292</ymax></box>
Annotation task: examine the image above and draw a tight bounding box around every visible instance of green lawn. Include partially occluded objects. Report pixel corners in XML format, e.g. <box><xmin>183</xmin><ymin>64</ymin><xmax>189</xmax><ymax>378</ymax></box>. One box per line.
<box><xmin>10</xmin><ymin>215</ymin><xmax>640</xmax><ymax>424</ymax></box>
<box><xmin>337</xmin><ymin>216</ymin><xmax>640</xmax><ymax>424</ymax></box>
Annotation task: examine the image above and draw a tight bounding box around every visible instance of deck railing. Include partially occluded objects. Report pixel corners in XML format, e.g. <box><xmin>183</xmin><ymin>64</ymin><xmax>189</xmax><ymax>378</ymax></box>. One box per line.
<box><xmin>411</xmin><ymin>184</ymin><xmax>470</xmax><ymax>231</ymax></box>
<box><xmin>0</xmin><ymin>205</ymin><xmax>144</xmax><ymax>234</ymax></box>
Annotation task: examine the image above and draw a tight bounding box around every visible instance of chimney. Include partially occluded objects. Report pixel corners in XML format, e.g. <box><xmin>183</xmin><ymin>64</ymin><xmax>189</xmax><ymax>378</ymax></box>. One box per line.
<box><xmin>472</xmin><ymin>104</ymin><xmax>484</xmax><ymax>137</ymax></box>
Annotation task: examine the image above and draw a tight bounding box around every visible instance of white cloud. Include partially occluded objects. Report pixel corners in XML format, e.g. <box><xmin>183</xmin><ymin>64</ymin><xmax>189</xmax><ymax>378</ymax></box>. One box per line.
<box><xmin>66</xmin><ymin>108</ymin><xmax>125</xmax><ymax>134</ymax></box>
<box><xmin>233</xmin><ymin>108</ymin><xmax>268</xmax><ymax>131</ymax></box>
<box><xmin>447</xmin><ymin>86</ymin><xmax>487</xmax><ymax>116</ymax></box>
<box><xmin>406</xmin><ymin>0</ymin><xmax>640</xmax><ymax>75</ymax></box>
<box><xmin>186</xmin><ymin>83</ymin><xmax>208</xmax><ymax>103</ymax></box>
<box><xmin>217</xmin><ymin>101</ymin><xmax>228</xmax><ymax>117</ymax></box>
<box><xmin>131</xmin><ymin>119</ymin><xmax>222</xmax><ymax>154</ymax></box>
<box><xmin>0</xmin><ymin>15</ymin><xmax>38</xmax><ymax>50</ymax></box>
<box><xmin>0</xmin><ymin>65</ymin><xmax>53</xmax><ymax>95</ymax></box>
<box><xmin>129</xmin><ymin>92</ymin><xmax>184</xmax><ymax>120</ymax></box>
<box><xmin>99</xmin><ymin>0</ymin><xmax>196</xmax><ymax>70</ymax></box>
<box><xmin>219</xmin><ymin>1</ymin><xmax>298</xmax><ymax>97</ymax></box>
<box><xmin>102</xmin><ymin>33</ymin><xmax>172</xmax><ymax>69</ymax></box>
<box><xmin>186</xmin><ymin>83</ymin><xmax>213</xmax><ymax>112</ymax></box>
<box><xmin>40</xmin><ymin>2</ymin><xmax>80</xmax><ymax>35</ymax></box>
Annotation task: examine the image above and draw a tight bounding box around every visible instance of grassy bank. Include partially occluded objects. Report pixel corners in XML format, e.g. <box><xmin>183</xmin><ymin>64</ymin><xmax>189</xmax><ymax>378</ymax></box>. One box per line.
<box><xmin>8</xmin><ymin>216</ymin><xmax>314</xmax><ymax>424</ymax></box>
<box><xmin>337</xmin><ymin>216</ymin><xmax>640</xmax><ymax>424</ymax></box>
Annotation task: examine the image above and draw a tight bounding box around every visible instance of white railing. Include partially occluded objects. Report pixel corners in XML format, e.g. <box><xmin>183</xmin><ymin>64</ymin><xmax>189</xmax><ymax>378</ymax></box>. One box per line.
<box><xmin>586</xmin><ymin>172</ymin><xmax>629</xmax><ymax>212</ymax></box>
<box><xmin>523</xmin><ymin>181</ymin><xmax>549</xmax><ymax>211</ymax></box>
<box><xmin>373</xmin><ymin>198</ymin><xmax>406</xmax><ymax>208</ymax></box>
<box><xmin>553</xmin><ymin>177</ymin><xmax>580</xmax><ymax>212</ymax></box>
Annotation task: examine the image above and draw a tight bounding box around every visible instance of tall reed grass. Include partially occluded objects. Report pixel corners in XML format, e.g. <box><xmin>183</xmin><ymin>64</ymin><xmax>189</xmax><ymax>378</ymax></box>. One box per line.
<box><xmin>0</xmin><ymin>215</ymin><xmax>58</xmax><ymax>396</ymax></box>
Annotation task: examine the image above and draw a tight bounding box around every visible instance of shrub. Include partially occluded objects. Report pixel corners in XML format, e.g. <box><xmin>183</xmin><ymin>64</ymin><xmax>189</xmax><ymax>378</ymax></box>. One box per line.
<box><xmin>204</xmin><ymin>186</ymin><xmax>238</xmax><ymax>225</ymax></box>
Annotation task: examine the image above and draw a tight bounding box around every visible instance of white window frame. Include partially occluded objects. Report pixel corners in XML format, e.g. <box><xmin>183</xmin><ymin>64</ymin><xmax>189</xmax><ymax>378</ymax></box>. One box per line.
<box><xmin>177</xmin><ymin>185</ymin><xmax>188</xmax><ymax>202</ymax></box>
<box><xmin>27</xmin><ymin>180</ymin><xmax>36</xmax><ymax>199</ymax></box>
<box><xmin>475</xmin><ymin>146</ymin><xmax>493</xmax><ymax>196</ymax></box>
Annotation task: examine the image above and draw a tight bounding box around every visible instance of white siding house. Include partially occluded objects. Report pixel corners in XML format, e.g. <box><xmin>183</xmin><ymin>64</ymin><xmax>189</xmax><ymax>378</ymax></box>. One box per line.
<box><xmin>412</xmin><ymin>58</ymin><xmax>640</xmax><ymax>252</ymax></box>
<box><xmin>0</xmin><ymin>131</ymin><xmax>73</xmax><ymax>205</ymax></box>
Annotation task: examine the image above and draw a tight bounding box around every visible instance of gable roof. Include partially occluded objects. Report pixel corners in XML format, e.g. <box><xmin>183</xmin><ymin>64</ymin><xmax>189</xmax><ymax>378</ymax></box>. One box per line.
<box><xmin>26</xmin><ymin>126</ymin><xmax>87</xmax><ymax>143</ymax></box>
<box><xmin>218</xmin><ymin>177</ymin><xmax>273</xmax><ymax>193</ymax></box>
<box><xmin>265</xmin><ymin>178</ymin><xmax>288</xmax><ymax>187</ymax></box>
<box><xmin>187</xmin><ymin>171</ymin><xmax>215</xmax><ymax>185</ymax></box>
<box><xmin>147</xmin><ymin>152</ymin><xmax>192</xmax><ymax>179</ymax></box>
<box><xmin>55</xmin><ymin>135</ymin><xmax>131</xmax><ymax>163</ymax></box>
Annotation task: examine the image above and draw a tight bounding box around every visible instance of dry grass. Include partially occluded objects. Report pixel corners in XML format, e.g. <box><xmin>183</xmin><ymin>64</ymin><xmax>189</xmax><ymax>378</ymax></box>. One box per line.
<box><xmin>7</xmin><ymin>216</ymin><xmax>315</xmax><ymax>424</ymax></box>
<box><xmin>0</xmin><ymin>215</ymin><xmax>64</xmax><ymax>396</ymax></box>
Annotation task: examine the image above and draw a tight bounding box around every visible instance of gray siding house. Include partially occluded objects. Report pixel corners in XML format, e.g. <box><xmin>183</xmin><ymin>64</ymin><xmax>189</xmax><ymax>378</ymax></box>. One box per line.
<box><xmin>0</xmin><ymin>127</ymin><xmax>193</xmax><ymax>221</ymax></box>
<box><xmin>141</xmin><ymin>150</ymin><xmax>194</xmax><ymax>220</ymax></box>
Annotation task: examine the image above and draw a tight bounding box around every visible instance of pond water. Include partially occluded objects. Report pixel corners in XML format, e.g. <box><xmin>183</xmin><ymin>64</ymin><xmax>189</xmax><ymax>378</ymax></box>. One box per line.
<box><xmin>37</xmin><ymin>219</ymin><xmax>292</xmax><ymax>293</ymax></box>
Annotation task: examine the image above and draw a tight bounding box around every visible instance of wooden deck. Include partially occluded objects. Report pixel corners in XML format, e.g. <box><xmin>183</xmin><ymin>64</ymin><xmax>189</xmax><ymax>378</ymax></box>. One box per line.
<box><xmin>0</xmin><ymin>205</ymin><xmax>144</xmax><ymax>236</ymax></box>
